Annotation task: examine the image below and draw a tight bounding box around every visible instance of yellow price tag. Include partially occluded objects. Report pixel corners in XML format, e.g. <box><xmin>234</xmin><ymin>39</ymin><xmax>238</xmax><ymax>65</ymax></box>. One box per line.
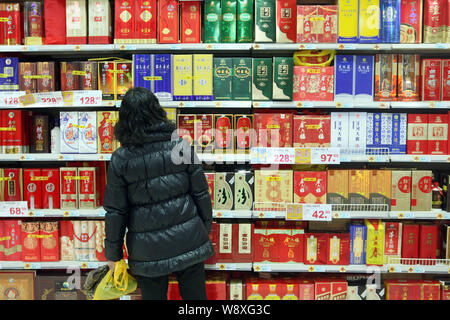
<box><xmin>143</xmin><ymin>76</ymin><xmax>163</xmax><ymax>81</ymax></box>
<box><xmin>72</xmin><ymin>70</ymin><xmax>86</xmax><ymax>76</ymax></box>
<box><xmin>308</xmin><ymin>266</ymin><xmax>315</xmax><ymax>272</ymax></box>
<box><xmin>218</xmin><ymin>264</ymin><xmax>226</xmax><ymax>270</ymax></box>
<box><xmin>63</xmin><ymin>212</ymin><xmax>70</xmax><ymax>217</ymax></box>
<box><xmin>340</xmin><ymin>267</ymin><xmax>346</xmax><ymax>272</ymax></box>
<box><xmin>286</xmin><ymin>204</ymin><xmax>303</xmax><ymax>220</ymax></box>
<box><xmin>19</xmin><ymin>94</ymin><xmax>36</xmax><ymax>106</ymax></box>
<box><xmin>295</xmin><ymin>148</ymin><xmax>311</xmax><ymax>164</ymax></box>
<box><xmin>24</xmin><ymin>263</ymin><xmax>31</xmax><ymax>269</ymax></box>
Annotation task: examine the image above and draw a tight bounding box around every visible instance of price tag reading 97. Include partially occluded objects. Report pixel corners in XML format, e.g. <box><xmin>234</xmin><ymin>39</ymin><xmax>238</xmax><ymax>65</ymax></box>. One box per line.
<box><xmin>310</xmin><ymin>148</ymin><xmax>340</xmax><ymax>164</ymax></box>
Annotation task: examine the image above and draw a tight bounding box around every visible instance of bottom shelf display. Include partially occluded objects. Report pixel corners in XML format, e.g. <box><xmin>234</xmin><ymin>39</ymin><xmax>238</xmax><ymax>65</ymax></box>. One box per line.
<box><xmin>0</xmin><ymin>270</ymin><xmax>449</xmax><ymax>300</ymax></box>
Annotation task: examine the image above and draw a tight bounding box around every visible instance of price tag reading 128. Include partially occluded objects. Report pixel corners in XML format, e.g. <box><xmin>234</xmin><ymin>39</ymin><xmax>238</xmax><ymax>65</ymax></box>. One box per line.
<box><xmin>72</xmin><ymin>90</ymin><xmax>102</xmax><ymax>106</ymax></box>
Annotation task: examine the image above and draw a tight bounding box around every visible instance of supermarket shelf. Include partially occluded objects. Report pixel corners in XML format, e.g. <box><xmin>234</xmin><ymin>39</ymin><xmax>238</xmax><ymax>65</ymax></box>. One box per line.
<box><xmin>252</xmin><ymin>43</ymin><xmax>393</xmax><ymax>51</ymax></box>
<box><xmin>390</xmin><ymin>101</ymin><xmax>450</xmax><ymax>109</ymax></box>
<box><xmin>332</xmin><ymin>211</ymin><xmax>390</xmax><ymax>219</ymax></box>
<box><xmin>391</xmin><ymin>43</ymin><xmax>450</xmax><ymax>51</ymax></box>
<box><xmin>198</xmin><ymin>153</ymin><xmax>250</xmax><ymax>163</ymax></box>
<box><xmin>117</xmin><ymin>100</ymin><xmax>252</xmax><ymax>108</ymax></box>
<box><xmin>204</xmin><ymin>263</ymin><xmax>253</xmax><ymax>271</ymax></box>
<box><xmin>0</xmin><ymin>154</ymin><xmax>112</xmax><ymax>161</ymax></box>
<box><xmin>389</xmin><ymin>210</ymin><xmax>450</xmax><ymax>220</ymax></box>
<box><xmin>24</xmin><ymin>208</ymin><xmax>106</xmax><ymax>218</ymax></box>
<box><xmin>0</xmin><ymin>101</ymin><xmax>116</xmax><ymax>109</ymax></box>
<box><xmin>340</xmin><ymin>154</ymin><xmax>390</xmax><ymax>163</ymax></box>
<box><xmin>0</xmin><ymin>261</ymin><xmax>108</xmax><ymax>270</ymax></box>
<box><xmin>390</xmin><ymin>154</ymin><xmax>450</xmax><ymax>163</ymax></box>
<box><xmin>213</xmin><ymin>210</ymin><xmax>252</xmax><ymax>219</ymax></box>
<box><xmin>253</xmin><ymin>101</ymin><xmax>389</xmax><ymax>109</ymax></box>
<box><xmin>253</xmin><ymin>263</ymin><xmax>384</xmax><ymax>273</ymax></box>
<box><xmin>0</xmin><ymin>44</ymin><xmax>115</xmax><ymax>53</ymax></box>
<box><xmin>115</xmin><ymin>43</ymin><xmax>253</xmax><ymax>51</ymax></box>
<box><xmin>252</xmin><ymin>210</ymin><xmax>286</xmax><ymax>219</ymax></box>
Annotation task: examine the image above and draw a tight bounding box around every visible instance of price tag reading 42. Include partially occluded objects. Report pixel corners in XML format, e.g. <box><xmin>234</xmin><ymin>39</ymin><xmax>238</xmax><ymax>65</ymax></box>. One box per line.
<box><xmin>286</xmin><ymin>203</ymin><xmax>332</xmax><ymax>221</ymax></box>
<box><xmin>310</xmin><ymin>148</ymin><xmax>340</xmax><ymax>164</ymax></box>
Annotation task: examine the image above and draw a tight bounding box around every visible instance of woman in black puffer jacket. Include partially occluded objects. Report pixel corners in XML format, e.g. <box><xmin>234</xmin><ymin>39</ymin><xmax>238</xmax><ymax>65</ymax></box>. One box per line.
<box><xmin>103</xmin><ymin>87</ymin><xmax>214</xmax><ymax>300</ymax></box>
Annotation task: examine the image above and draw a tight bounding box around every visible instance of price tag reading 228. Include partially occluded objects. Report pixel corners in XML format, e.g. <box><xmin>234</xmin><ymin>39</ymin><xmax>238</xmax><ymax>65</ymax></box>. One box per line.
<box><xmin>268</xmin><ymin>148</ymin><xmax>295</xmax><ymax>164</ymax></box>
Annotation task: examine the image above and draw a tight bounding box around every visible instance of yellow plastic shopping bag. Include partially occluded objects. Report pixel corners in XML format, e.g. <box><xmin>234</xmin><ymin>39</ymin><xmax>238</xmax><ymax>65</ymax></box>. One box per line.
<box><xmin>93</xmin><ymin>260</ymin><xmax>137</xmax><ymax>300</ymax></box>
<box><xmin>294</xmin><ymin>50</ymin><xmax>335</xmax><ymax>67</ymax></box>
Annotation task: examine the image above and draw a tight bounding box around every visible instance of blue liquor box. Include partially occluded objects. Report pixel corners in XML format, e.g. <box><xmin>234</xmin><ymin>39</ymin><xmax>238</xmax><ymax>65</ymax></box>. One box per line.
<box><xmin>334</xmin><ymin>55</ymin><xmax>354</xmax><ymax>102</ymax></box>
<box><xmin>0</xmin><ymin>57</ymin><xmax>19</xmax><ymax>91</ymax></box>
<box><xmin>354</xmin><ymin>55</ymin><xmax>374</xmax><ymax>102</ymax></box>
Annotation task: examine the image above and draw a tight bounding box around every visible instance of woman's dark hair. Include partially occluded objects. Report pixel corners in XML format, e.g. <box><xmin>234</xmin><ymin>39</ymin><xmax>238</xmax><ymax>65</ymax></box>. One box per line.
<box><xmin>114</xmin><ymin>87</ymin><xmax>174</xmax><ymax>146</ymax></box>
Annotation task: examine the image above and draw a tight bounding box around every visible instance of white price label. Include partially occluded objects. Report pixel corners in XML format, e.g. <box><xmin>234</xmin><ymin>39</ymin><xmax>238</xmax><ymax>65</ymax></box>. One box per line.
<box><xmin>267</xmin><ymin>148</ymin><xmax>295</xmax><ymax>164</ymax></box>
<box><xmin>87</xmin><ymin>262</ymin><xmax>99</xmax><ymax>269</ymax></box>
<box><xmin>24</xmin><ymin>263</ymin><xmax>41</xmax><ymax>269</ymax></box>
<box><xmin>303</xmin><ymin>204</ymin><xmax>332</xmax><ymax>221</ymax></box>
<box><xmin>413</xmin><ymin>266</ymin><xmax>425</xmax><ymax>273</ymax></box>
<box><xmin>310</xmin><ymin>148</ymin><xmax>340</xmax><ymax>164</ymax></box>
<box><xmin>98</xmin><ymin>210</ymin><xmax>106</xmax><ymax>217</ymax></box>
<box><xmin>120</xmin><ymin>295</ymin><xmax>132</xmax><ymax>300</ymax></box>
<box><xmin>254</xmin><ymin>264</ymin><xmax>272</xmax><ymax>272</ymax></box>
<box><xmin>0</xmin><ymin>201</ymin><xmax>28</xmax><ymax>217</ymax></box>
<box><xmin>34</xmin><ymin>92</ymin><xmax>64</xmax><ymax>106</ymax></box>
<box><xmin>0</xmin><ymin>263</ymin><xmax>2</xmax><ymax>269</ymax></box>
<box><xmin>72</xmin><ymin>90</ymin><xmax>102</xmax><ymax>106</ymax></box>
<box><xmin>0</xmin><ymin>91</ymin><xmax>25</xmax><ymax>107</ymax></box>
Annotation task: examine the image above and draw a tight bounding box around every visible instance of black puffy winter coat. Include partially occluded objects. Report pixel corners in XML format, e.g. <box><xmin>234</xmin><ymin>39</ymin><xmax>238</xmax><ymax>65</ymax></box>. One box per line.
<box><xmin>103</xmin><ymin>121</ymin><xmax>214</xmax><ymax>278</ymax></box>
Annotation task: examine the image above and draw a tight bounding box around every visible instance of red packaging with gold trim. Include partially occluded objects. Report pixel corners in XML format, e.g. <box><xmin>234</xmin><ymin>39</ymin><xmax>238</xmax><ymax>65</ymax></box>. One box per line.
<box><xmin>204</xmin><ymin>172</ymin><xmax>215</xmax><ymax>208</ymax></box>
<box><xmin>422</xmin><ymin>281</ymin><xmax>441</xmax><ymax>300</ymax></box>
<box><xmin>60</xmin><ymin>220</ymin><xmax>74</xmax><ymax>261</ymax></box>
<box><xmin>135</xmin><ymin>0</ymin><xmax>157</xmax><ymax>43</ymax></box>
<box><xmin>294</xmin><ymin>171</ymin><xmax>327</xmax><ymax>204</ymax></box>
<box><xmin>314</xmin><ymin>279</ymin><xmax>332</xmax><ymax>300</ymax></box>
<box><xmin>421</xmin><ymin>59</ymin><xmax>442</xmax><ymax>101</ymax></box>
<box><xmin>443</xmin><ymin>60</ymin><xmax>450</xmax><ymax>101</ymax></box>
<box><xmin>4</xmin><ymin>220</ymin><xmax>22</xmax><ymax>261</ymax></box>
<box><xmin>21</xmin><ymin>222</ymin><xmax>41</xmax><ymax>262</ymax></box>
<box><xmin>42</xmin><ymin>169</ymin><xmax>60</xmax><ymax>210</ymax></box>
<box><xmin>0</xmin><ymin>221</ymin><xmax>4</xmax><ymax>261</ymax></box>
<box><xmin>407</xmin><ymin>114</ymin><xmax>428</xmax><ymax>155</ymax></box>
<box><xmin>115</xmin><ymin>0</ymin><xmax>135</xmax><ymax>43</ymax></box>
<box><xmin>61</xmin><ymin>62</ymin><xmax>80</xmax><ymax>91</ymax></box>
<box><xmin>216</xmin><ymin>223</ymin><xmax>233</xmax><ymax>263</ymax></box>
<box><xmin>158</xmin><ymin>0</ymin><xmax>179</xmax><ymax>44</ymax></box>
<box><xmin>276</xmin><ymin>0</ymin><xmax>297</xmax><ymax>43</ymax></box>
<box><xmin>78</xmin><ymin>167</ymin><xmax>97</xmax><ymax>209</ymax></box>
<box><xmin>252</xmin><ymin>229</ymin><xmax>278</xmax><ymax>263</ymax></box>
<box><xmin>2</xmin><ymin>168</ymin><xmax>23</xmax><ymax>201</ymax></box>
<box><xmin>293</xmin><ymin>115</ymin><xmax>331</xmax><ymax>148</ymax></box>
<box><xmin>177</xmin><ymin>114</ymin><xmax>195</xmax><ymax>146</ymax></box>
<box><xmin>304</xmin><ymin>233</ymin><xmax>328</xmax><ymax>265</ymax></box>
<box><xmin>2</xmin><ymin>3</ymin><xmax>21</xmax><ymax>45</ymax></box>
<box><xmin>234</xmin><ymin>115</ymin><xmax>254</xmax><ymax>154</ymax></box>
<box><xmin>95</xmin><ymin>220</ymin><xmax>107</xmax><ymax>262</ymax></box>
<box><xmin>181</xmin><ymin>1</ymin><xmax>201</xmax><ymax>43</ymax></box>
<box><xmin>280</xmin><ymin>280</ymin><xmax>299</xmax><ymax>300</ymax></box>
<box><xmin>278</xmin><ymin>229</ymin><xmax>304</xmax><ymax>263</ymax></box>
<box><xmin>195</xmin><ymin>114</ymin><xmax>214</xmax><ymax>153</ymax></box>
<box><xmin>24</xmin><ymin>169</ymin><xmax>42</xmax><ymax>210</ymax></box>
<box><xmin>1</xmin><ymin>110</ymin><xmax>27</xmax><ymax>154</ymax></box>
<box><xmin>385</xmin><ymin>280</ymin><xmax>421</xmax><ymax>300</ymax></box>
<box><xmin>331</xmin><ymin>280</ymin><xmax>348</xmax><ymax>300</ymax></box>
<box><xmin>419</xmin><ymin>224</ymin><xmax>438</xmax><ymax>261</ymax></box>
<box><xmin>254</xmin><ymin>113</ymin><xmax>293</xmax><ymax>148</ymax></box>
<box><xmin>319</xmin><ymin>6</ymin><xmax>338</xmax><ymax>43</ymax></box>
<box><xmin>60</xmin><ymin>168</ymin><xmax>78</xmax><ymax>210</ymax></box>
<box><xmin>19</xmin><ymin>62</ymin><xmax>37</xmax><ymax>94</ymax></box>
<box><xmin>214</xmin><ymin>114</ymin><xmax>234</xmax><ymax>152</ymax></box>
<box><xmin>428</xmin><ymin>113</ymin><xmax>448</xmax><ymax>155</ymax></box>
<box><xmin>424</xmin><ymin>0</ymin><xmax>446</xmax><ymax>43</ymax></box>
<box><xmin>233</xmin><ymin>223</ymin><xmax>253</xmax><ymax>263</ymax></box>
<box><xmin>401</xmin><ymin>224</ymin><xmax>420</xmax><ymax>264</ymax></box>
<box><xmin>40</xmin><ymin>221</ymin><xmax>59</xmax><ymax>262</ymax></box>
<box><xmin>327</xmin><ymin>233</ymin><xmax>350</xmax><ymax>265</ymax></box>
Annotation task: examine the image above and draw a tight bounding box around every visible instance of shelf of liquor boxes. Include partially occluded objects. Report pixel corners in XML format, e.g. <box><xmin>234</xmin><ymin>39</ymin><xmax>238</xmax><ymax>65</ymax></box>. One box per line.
<box><xmin>0</xmin><ymin>154</ymin><xmax>112</xmax><ymax>162</ymax></box>
<box><xmin>253</xmin><ymin>260</ymin><xmax>450</xmax><ymax>274</ymax></box>
<box><xmin>0</xmin><ymin>43</ymin><xmax>448</xmax><ymax>54</ymax></box>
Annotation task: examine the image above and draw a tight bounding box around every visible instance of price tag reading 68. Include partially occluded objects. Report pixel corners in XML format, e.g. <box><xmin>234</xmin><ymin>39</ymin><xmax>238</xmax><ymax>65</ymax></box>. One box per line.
<box><xmin>0</xmin><ymin>201</ymin><xmax>28</xmax><ymax>217</ymax></box>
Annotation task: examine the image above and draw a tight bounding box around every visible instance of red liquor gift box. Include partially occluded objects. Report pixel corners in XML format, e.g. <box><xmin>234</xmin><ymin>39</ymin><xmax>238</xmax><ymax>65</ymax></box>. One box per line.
<box><xmin>319</xmin><ymin>6</ymin><xmax>337</xmax><ymax>43</ymax></box>
<box><xmin>44</xmin><ymin>0</ymin><xmax>67</xmax><ymax>44</ymax></box>
<box><xmin>204</xmin><ymin>222</ymin><xmax>217</xmax><ymax>265</ymax></box>
<box><xmin>246</xmin><ymin>280</ymin><xmax>267</xmax><ymax>299</ymax></box>
<box><xmin>299</xmin><ymin>280</ymin><xmax>315</xmax><ymax>300</ymax></box>
<box><xmin>407</xmin><ymin>114</ymin><xmax>428</xmax><ymax>154</ymax></box>
<box><xmin>206</xmin><ymin>280</ymin><xmax>227</xmax><ymax>300</ymax></box>
<box><xmin>204</xmin><ymin>172</ymin><xmax>215</xmax><ymax>208</ymax></box>
<box><xmin>253</xmin><ymin>229</ymin><xmax>278</xmax><ymax>263</ymax></box>
<box><xmin>297</xmin><ymin>6</ymin><xmax>318</xmax><ymax>43</ymax></box>
<box><xmin>293</xmin><ymin>115</ymin><xmax>331</xmax><ymax>148</ymax></box>
<box><xmin>304</xmin><ymin>233</ymin><xmax>328</xmax><ymax>265</ymax></box>
<box><xmin>254</xmin><ymin>113</ymin><xmax>293</xmax><ymax>148</ymax></box>
<box><xmin>385</xmin><ymin>280</ymin><xmax>421</xmax><ymax>300</ymax></box>
<box><xmin>158</xmin><ymin>0</ymin><xmax>179</xmax><ymax>44</ymax></box>
<box><xmin>234</xmin><ymin>115</ymin><xmax>254</xmax><ymax>153</ymax></box>
<box><xmin>94</xmin><ymin>220</ymin><xmax>107</xmax><ymax>262</ymax></box>
<box><xmin>314</xmin><ymin>279</ymin><xmax>332</xmax><ymax>300</ymax></box>
<box><xmin>2</xmin><ymin>168</ymin><xmax>23</xmax><ymax>201</ymax></box>
<box><xmin>327</xmin><ymin>233</ymin><xmax>350</xmax><ymax>265</ymax></box>
<box><xmin>427</xmin><ymin>113</ymin><xmax>448</xmax><ymax>155</ymax></box>
<box><xmin>78</xmin><ymin>167</ymin><xmax>98</xmax><ymax>209</ymax></box>
<box><xmin>293</xmin><ymin>66</ymin><xmax>334</xmax><ymax>101</ymax></box>
<box><xmin>423</xmin><ymin>0</ymin><xmax>446</xmax><ymax>43</ymax></box>
<box><xmin>442</xmin><ymin>281</ymin><xmax>450</xmax><ymax>300</ymax></box>
<box><xmin>443</xmin><ymin>60</ymin><xmax>450</xmax><ymax>101</ymax></box>
<box><xmin>0</xmin><ymin>3</ymin><xmax>22</xmax><ymax>45</ymax></box>
<box><xmin>21</xmin><ymin>222</ymin><xmax>40</xmax><ymax>262</ymax></box>
<box><xmin>60</xmin><ymin>168</ymin><xmax>78</xmax><ymax>210</ymax></box>
<box><xmin>233</xmin><ymin>223</ymin><xmax>253</xmax><ymax>263</ymax></box>
<box><xmin>181</xmin><ymin>1</ymin><xmax>201</xmax><ymax>43</ymax></box>
<box><xmin>422</xmin><ymin>281</ymin><xmax>441</xmax><ymax>300</ymax></box>
<box><xmin>331</xmin><ymin>280</ymin><xmax>348</xmax><ymax>300</ymax></box>
<box><xmin>293</xmin><ymin>171</ymin><xmax>327</xmax><ymax>204</ymax></box>
<box><xmin>0</xmin><ymin>221</ymin><xmax>4</xmax><ymax>260</ymax></box>
<box><xmin>419</xmin><ymin>224</ymin><xmax>438</xmax><ymax>261</ymax></box>
<box><xmin>135</xmin><ymin>0</ymin><xmax>157</xmax><ymax>42</ymax></box>
<box><xmin>195</xmin><ymin>114</ymin><xmax>214</xmax><ymax>153</ymax></box>
<box><xmin>280</xmin><ymin>280</ymin><xmax>299</xmax><ymax>300</ymax></box>
<box><xmin>278</xmin><ymin>229</ymin><xmax>304</xmax><ymax>263</ymax></box>
<box><xmin>276</xmin><ymin>0</ymin><xmax>297</xmax><ymax>43</ymax></box>
<box><xmin>178</xmin><ymin>114</ymin><xmax>195</xmax><ymax>146</ymax></box>
<box><xmin>115</xmin><ymin>0</ymin><xmax>135</xmax><ymax>42</ymax></box>
<box><xmin>214</xmin><ymin>114</ymin><xmax>234</xmax><ymax>152</ymax></box>
<box><xmin>60</xmin><ymin>220</ymin><xmax>74</xmax><ymax>261</ymax></box>
<box><xmin>40</xmin><ymin>221</ymin><xmax>59</xmax><ymax>262</ymax></box>
<box><xmin>1</xmin><ymin>110</ymin><xmax>28</xmax><ymax>154</ymax></box>
<box><xmin>400</xmin><ymin>0</ymin><xmax>423</xmax><ymax>43</ymax></box>
<box><xmin>4</xmin><ymin>220</ymin><xmax>22</xmax><ymax>261</ymax></box>
<box><xmin>24</xmin><ymin>169</ymin><xmax>42</xmax><ymax>210</ymax></box>
<box><xmin>42</xmin><ymin>169</ymin><xmax>60</xmax><ymax>209</ymax></box>
<box><xmin>401</xmin><ymin>224</ymin><xmax>420</xmax><ymax>264</ymax></box>
<box><xmin>216</xmin><ymin>223</ymin><xmax>233</xmax><ymax>263</ymax></box>
<box><xmin>421</xmin><ymin>59</ymin><xmax>442</xmax><ymax>101</ymax></box>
